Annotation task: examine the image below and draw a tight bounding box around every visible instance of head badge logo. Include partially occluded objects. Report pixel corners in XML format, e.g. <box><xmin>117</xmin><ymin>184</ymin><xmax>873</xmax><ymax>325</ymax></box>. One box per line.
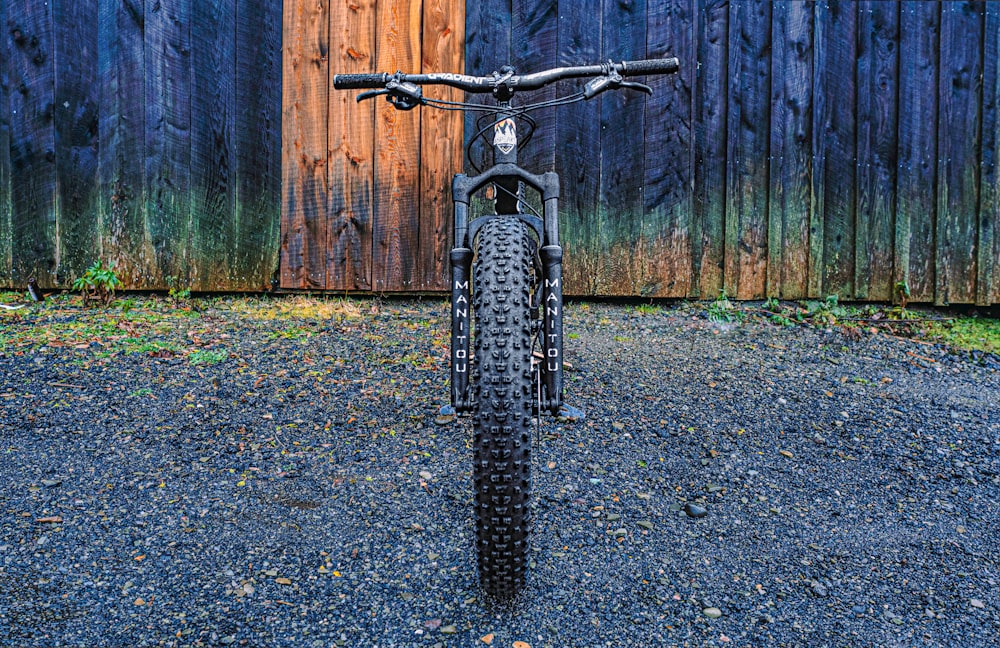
<box><xmin>493</xmin><ymin>119</ymin><xmax>517</xmax><ymax>155</ymax></box>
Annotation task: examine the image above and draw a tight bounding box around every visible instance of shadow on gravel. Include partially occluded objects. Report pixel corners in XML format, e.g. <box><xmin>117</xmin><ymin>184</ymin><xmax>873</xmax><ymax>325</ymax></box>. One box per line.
<box><xmin>1</xmin><ymin>298</ymin><xmax>997</xmax><ymax>647</ymax></box>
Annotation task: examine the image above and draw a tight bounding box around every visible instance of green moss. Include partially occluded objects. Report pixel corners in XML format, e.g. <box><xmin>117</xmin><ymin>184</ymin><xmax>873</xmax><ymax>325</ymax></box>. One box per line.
<box><xmin>923</xmin><ymin>317</ymin><xmax>1000</xmax><ymax>355</ymax></box>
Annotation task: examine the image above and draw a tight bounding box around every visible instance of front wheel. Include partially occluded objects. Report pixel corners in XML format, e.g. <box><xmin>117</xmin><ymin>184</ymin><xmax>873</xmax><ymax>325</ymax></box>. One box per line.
<box><xmin>472</xmin><ymin>216</ymin><xmax>535</xmax><ymax>598</ymax></box>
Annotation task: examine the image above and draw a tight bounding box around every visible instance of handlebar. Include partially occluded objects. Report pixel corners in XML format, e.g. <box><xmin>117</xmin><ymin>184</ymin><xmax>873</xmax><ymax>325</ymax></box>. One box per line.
<box><xmin>332</xmin><ymin>57</ymin><xmax>679</xmax><ymax>94</ymax></box>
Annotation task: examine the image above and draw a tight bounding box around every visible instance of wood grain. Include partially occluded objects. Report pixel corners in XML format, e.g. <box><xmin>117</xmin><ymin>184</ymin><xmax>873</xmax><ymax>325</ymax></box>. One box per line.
<box><xmin>282</xmin><ymin>0</ymin><xmax>330</xmax><ymax>289</ymax></box>
<box><xmin>725</xmin><ymin>0</ymin><xmax>771</xmax><ymax>300</ymax></box>
<box><xmin>463</xmin><ymin>0</ymin><xmax>510</xmax><ymax>174</ymax></box>
<box><xmin>692</xmin><ymin>0</ymin><xmax>729</xmax><ymax>299</ymax></box>
<box><xmin>854</xmin><ymin>1</ymin><xmax>899</xmax><ymax>301</ymax></box>
<box><xmin>599</xmin><ymin>0</ymin><xmax>647</xmax><ymax>295</ymax></box>
<box><xmin>327</xmin><ymin>0</ymin><xmax>375</xmax><ymax>291</ymax></box>
<box><xmin>0</xmin><ymin>0</ymin><xmax>12</xmax><ymax>285</ymax></box>
<box><xmin>53</xmin><ymin>0</ymin><xmax>100</xmax><ymax>286</ymax></box>
<box><xmin>556</xmin><ymin>0</ymin><xmax>602</xmax><ymax>295</ymax></box>
<box><xmin>98</xmin><ymin>0</ymin><xmax>148</xmax><ymax>288</ymax></box>
<box><xmin>144</xmin><ymin>0</ymin><xmax>193</xmax><ymax>286</ymax></box>
<box><xmin>768</xmin><ymin>2</ymin><xmax>813</xmax><ymax>299</ymax></box>
<box><xmin>373</xmin><ymin>0</ymin><xmax>421</xmax><ymax>291</ymax></box>
<box><xmin>641</xmin><ymin>0</ymin><xmax>694</xmax><ymax>298</ymax></box>
<box><xmin>190</xmin><ymin>0</ymin><xmax>236</xmax><ymax>291</ymax></box>
<box><xmin>418</xmin><ymin>0</ymin><xmax>464</xmax><ymax>290</ymax></box>
<box><xmin>980</xmin><ymin>2</ymin><xmax>999</xmax><ymax>305</ymax></box>
<box><xmin>895</xmin><ymin>1</ymin><xmax>939</xmax><ymax>304</ymax></box>
<box><xmin>7</xmin><ymin>1</ymin><xmax>58</xmax><ymax>287</ymax></box>
<box><xmin>935</xmin><ymin>1</ymin><xmax>982</xmax><ymax>305</ymax></box>
<box><xmin>234</xmin><ymin>0</ymin><xmax>282</xmax><ymax>291</ymax></box>
<box><xmin>812</xmin><ymin>0</ymin><xmax>857</xmax><ymax>299</ymax></box>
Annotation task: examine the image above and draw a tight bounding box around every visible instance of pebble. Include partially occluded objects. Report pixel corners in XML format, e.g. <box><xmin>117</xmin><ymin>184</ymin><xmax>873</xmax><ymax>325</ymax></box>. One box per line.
<box><xmin>809</xmin><ymin>580</ymin><xmax>829</xmax><ymax>597</ymax></box>
<box><xmin>703</xmin><ymin>607</ymin><xmax>723</xmax><ymax>619</ymax></box>
<box><xmin>970</xmin><ymin>599</ymin><xmax>985</xmax><ymax>609</ymax></box>
<box><xmin>418</xmin><ymin>471</ymin><xmax>433</xmax><ymax>480</ymax></box>
<box><xmin>684</xmin><ymin>503</ymin><xmax>708</xmax><ymax>518</ymax></box>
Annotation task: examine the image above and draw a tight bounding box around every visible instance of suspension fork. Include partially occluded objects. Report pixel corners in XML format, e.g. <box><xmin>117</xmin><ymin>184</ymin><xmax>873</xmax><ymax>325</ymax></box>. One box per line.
<box><xmin>539</xmin><ymin>191</ymin><xmax>563</xmax><ymax>414</ymax></box>
<box><xmin>448</xmin><ymin>165</ymin><xmax>563</xmax><ymax>414</ymax></box>
<box><xmin>450</xmin><ymin>198</ymin><xmax>473</xmax><ymax>412</ymax></box>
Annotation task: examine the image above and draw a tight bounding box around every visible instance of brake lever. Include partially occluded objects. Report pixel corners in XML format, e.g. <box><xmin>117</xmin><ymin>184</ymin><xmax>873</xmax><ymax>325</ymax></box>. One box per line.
<box><xmin>583</xmin><ymin>73</ymin><xmax>654</xmax><ymax>100</ymax></box>
<box><xmin>356</xmin><ymin>89</ymin><xmax>389</xmax><ymax>103</ymax></box>
<box><xmin>620</xmin><ymin>80</ymin><xmax>653</xmax><ymax>95</ymax></box>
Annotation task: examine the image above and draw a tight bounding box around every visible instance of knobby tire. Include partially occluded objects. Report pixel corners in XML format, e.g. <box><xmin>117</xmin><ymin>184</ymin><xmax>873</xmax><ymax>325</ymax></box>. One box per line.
<box><xmin>472</xmin><ymin>216</ymin><xmax>535</xmax><ymax>598</ymax></box>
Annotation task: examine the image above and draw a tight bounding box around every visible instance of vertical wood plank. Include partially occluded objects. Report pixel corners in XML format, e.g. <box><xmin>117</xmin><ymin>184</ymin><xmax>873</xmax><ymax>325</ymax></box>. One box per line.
<box><xmin>512</xmin><ymin>0</ymin><xmax>557</xmax><ymax>174</ymax></box>
<box><xmin>464</xmin><ymin>0</ymin><xmax>510</xmax><ymax>175</ymax></box>
<box><xmin>854</xmin><ymin>1</ymin><xmax>899</xmax><ymax>301</ymax></box>
<box><xmin>98</xmin><ymin>0</ymin><xmax>148</xmax><ymax>288</ymax></box>
<box><xmin>936</xmin><ymin>1</ymin><xmax>982</xmax><ymax>305</ymax></box>
<box><xmin>145</xmin><ymin>0</ymin><xmax>192</xmax><ymax>286</ymax></box>
<box><xmin>641</xmin><ymin>0</ymin><xmax>694</xmax><ymax>298</ymax></box>
<box><xmin>895</xmin><ymin>1</ymin><xmax>938</xmax><ymax>304</ymax></box>
<box><xmin>328</xmin><ymin>0</ymin><xmax>375</xmax><ymax>291</ymax></box>
<box><xmin>557</xmin><ymin>0</ymin><xmax>602</xmax><ymax>296</ymax></box>
<box><xmin>418</xmin><ymin>0</ymin><xmax>464</xmax><ymax>290</ymax></box>
<box><xmin>768</xmin><ymin>1</ymin><xmax>813</xmax><ymax>299</ymax></box>
<box><xmin>7</xmin><ymin>1</ymin><xmax>58</xmax><ymax>288</ymax></box>
<box><xmin>692</xmin><ymin>0</ymin><xmax>728</xmax><ymax>299</ymax></box>
<box><xmin>190</xmin><ymin>0</ymin><xmax>236</xmax><ymax>291</ymax></box>
<box><xmin>234</xmin><ymin>0</ymin><xmax>282</xmax><ymax>291</ymax></box>
<box><xmin>0</xmin><ymin>0</ymin><xmax>12</xmax><ymax>286</ymax></box>
<box><xmin>811</xmin><ymin>0</ymin><xmax>857</xmax><ymax>299</ymax></box>
<box><xmin>373</xmin><ymin>0</ymin><xmax>421</xmax><ymax>291</ymax></box>
<box><xmin>981</xmin><ymin>2</ymin><xmax>999</xmax><ymax>305</ymax></box>
<box><xmin>281</xmin><ymin>0</ymin><xmax>329</xmax><ymax>289</ymax></box>
<box><xmin>53</xmin><ymin>0</ymin><xmax>100</xmax><ymax>287</ymax></box>
<box><xmin>599</xmin><ymin>0</ymin><xmax>647</xmax><ymax>295</ymax></box>
<box><xmin>725</xmin><ymin>0</ymin><xmax>771</xmax><ymax>300</ymax></box>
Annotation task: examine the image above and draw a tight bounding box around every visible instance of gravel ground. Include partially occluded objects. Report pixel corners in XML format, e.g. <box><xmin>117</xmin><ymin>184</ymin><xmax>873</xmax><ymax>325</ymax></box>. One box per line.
<box><xmin>1</xmin><ymin>297</ymin><xmax>998</xmax><ymax>647</ymax></box>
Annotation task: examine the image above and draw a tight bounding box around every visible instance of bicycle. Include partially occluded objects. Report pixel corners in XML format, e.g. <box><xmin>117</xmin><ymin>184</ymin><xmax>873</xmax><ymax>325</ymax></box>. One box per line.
<box><xmin>334</xmin><ymin>56</ymin><xmax>679</xmax><ymax>598</ymax></box>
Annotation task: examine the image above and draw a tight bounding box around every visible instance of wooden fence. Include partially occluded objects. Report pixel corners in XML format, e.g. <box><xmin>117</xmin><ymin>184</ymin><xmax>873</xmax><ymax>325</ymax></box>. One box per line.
<box><xmin>0</xmin><ymin>0</ymin><xmax>281</xmax><ymax>292</ymax></box>
<box><xmin>2</xmin><ymin>1</ymin><xmax>999</xmax><ymax>304</ymax></box>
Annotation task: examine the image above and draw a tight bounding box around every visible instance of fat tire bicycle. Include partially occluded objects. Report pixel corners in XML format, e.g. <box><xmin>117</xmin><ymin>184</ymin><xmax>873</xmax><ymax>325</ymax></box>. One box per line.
<box><xmin>334</xmin><ymin>56</ymin><xmax>679</xmax><ymax>598</ymax></box>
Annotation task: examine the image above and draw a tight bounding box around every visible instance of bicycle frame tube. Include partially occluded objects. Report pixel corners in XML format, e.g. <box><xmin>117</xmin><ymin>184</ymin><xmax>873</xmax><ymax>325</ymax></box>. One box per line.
<box><xmin>449</xmin><ymin>105</ymin><xmax>564</xmax><ymax>414</ymax></box>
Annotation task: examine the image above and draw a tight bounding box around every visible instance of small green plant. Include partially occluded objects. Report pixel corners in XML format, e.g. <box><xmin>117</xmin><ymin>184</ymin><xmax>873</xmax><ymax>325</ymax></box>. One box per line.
<box><xmin>189</xmin><ymin>349</ymin><xmax>228</xmax><ymax>366</ymax></box>
<box><xmin>708</xmin><ymin>289</ymin><xmax>742</xmax><ymax>323</ymax></box>
<box><xmin>165</xmin><ymin>276</ymin><xmax>192</xmax><ymax>303</ymax></box>
<box><xmin>634</xmin><ymin>303</ymin><xmax>662</xmax><ymax>316</ymax></box>
<box><xmin>72</xmin><ymin>261</ymin><xmax>123</xmax><ymax>306</ymax></box>
<box><xmin>119</xmin><ymin>297</ymin><xmax>137</xmax><ymax>315</ymax></box>
<box><xmin>895</xmin><ymin>280</ymin><xmax>911</xmax><ymax>309</ymax></box>
<box><xmin>764</xmin><ymin>297</ymin><xmax>782</xmax><ymax>313</ymax></box>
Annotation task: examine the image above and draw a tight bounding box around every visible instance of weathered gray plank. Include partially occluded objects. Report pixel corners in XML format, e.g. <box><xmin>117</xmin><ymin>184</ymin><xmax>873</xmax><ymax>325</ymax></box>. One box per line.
<box><xmin>768</xmin><ymin>1</ymin><xmax>813</xmax><ymax>299</ymax></box>
<box><xmin>854</xmin><ymin>1</ymin><xmax>899</xmax><ymax>301</ymax></box>
<box><xmin>235</xmin><ymin>0</ymin><xmax>282</xmax><ymax>291</ymax></box>
<box><xmin>935</xmin><ymin>1</ymin><xmax>982</xmax><ymax>305</ymax></box>
<box><xmin>0</xmin><ymin>0</ymin><xmax>12</xmax><ymax>286</ymax></box>
<box><xmin>98</xmin><ymin>0</ymin><xmax>148</xmax><ymax>288</ymax></box>
<box><xmin>53</xmin><ymin>0</ymin><xmax>100</xmax><ymax>287</ymax></box>
<box><xmin>978</xmin><ymin>2</ymin><xmax>998</xmax><ymax>305</ymax></box>
<box><xmin>725</xmin><ymin>0</ymin><xmax>771</xmax><ymax>299</ymax></box>
<box><xmin>190</xmin><ymin>0</ymin><xmax>236</xmax><ymax>291</ymax></box>
<box><xmin>556</xmin><ymin>0</ymin><xmax>603</xmax><ymax>295</ymax></box>
<box><xmin>599</xmin><ymin>0</ymin><xmax>647</xmax><ymax>295</ymax></box>
<box><xmin>642</xmin><ymin>0</ymin><xmax>694</xmax><ymax>298</ymax></box>
<box><xmin>895</xmin><ymin>1</ymin><xmax>939</xmax><ymax>304</ymax></box>
<box><xmin>692</xmin><ymin>0</ymin><xmax>729</xmax><ymax>299</ymax></box>
<box><xmin>7</xmin><ymin>1</ymin><xmax>58</xmax><ymax>288</ymax></box>
<box><xmin>144</xmin><ymin>0</ymin><xmax>193</xmax><ymax>286</ymax></box>
<box><xmin>812</xmin><ymin>0</ymin><xmax>857</xmax><ymax>299</ymax></box>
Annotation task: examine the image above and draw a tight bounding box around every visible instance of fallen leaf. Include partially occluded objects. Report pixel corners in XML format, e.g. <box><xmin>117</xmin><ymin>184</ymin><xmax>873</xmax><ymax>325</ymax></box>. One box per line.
<box><xmin>424</xmin><ymin>618</ymin><xmax>442</xmax><ymax>630</ymax></box>
<box><xmin>134</xmin><ymin>554</ymin><xmax>146</xmax><ymax>562</ymax></box>
<box><xmin>35</xmin><ymin>516</ymin><xmax>63</xmax><ymax>524</ymax></box>
<box><xmin>134</xmin><ymin>597</ymin><xmax>146</xmax><ymax>606</ymax></box>
<box><xmin>513</xmin><ymin>642</ymin><xmax>531</xmax><ymax>648</ymax></box>
<box><xmin>275</xmin><ymin>577</ymin><xmax>292</xmax><ymax>585</ymax></box>
<box><xmin>779</xmin><ymin>450</ymin><xmax>794</xmax><ymax>459</ymax></box>
<box><xmin>480</xmin><ymin>633</ymin><xmax>495</xmax><ymax>645</ymax></box>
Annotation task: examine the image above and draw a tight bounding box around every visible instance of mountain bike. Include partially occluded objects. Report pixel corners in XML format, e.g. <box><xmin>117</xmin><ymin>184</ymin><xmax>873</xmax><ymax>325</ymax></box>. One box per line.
<box><xmin>334</xmin><ymin>56</ymin><xmax>679</xmax><ymax>598</ymax></box>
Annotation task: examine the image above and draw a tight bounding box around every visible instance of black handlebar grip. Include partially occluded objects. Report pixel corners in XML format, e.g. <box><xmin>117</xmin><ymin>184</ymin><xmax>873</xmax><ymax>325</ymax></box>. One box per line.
<box><xmin>619</xmin><ymin>58</ymin><xmax>680</xmax><ymax>76</ymax></box>
<box><xmin>333</xmin><ymin>73</ymin><xmax>389</xmax><ymax>89</ymax></box>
